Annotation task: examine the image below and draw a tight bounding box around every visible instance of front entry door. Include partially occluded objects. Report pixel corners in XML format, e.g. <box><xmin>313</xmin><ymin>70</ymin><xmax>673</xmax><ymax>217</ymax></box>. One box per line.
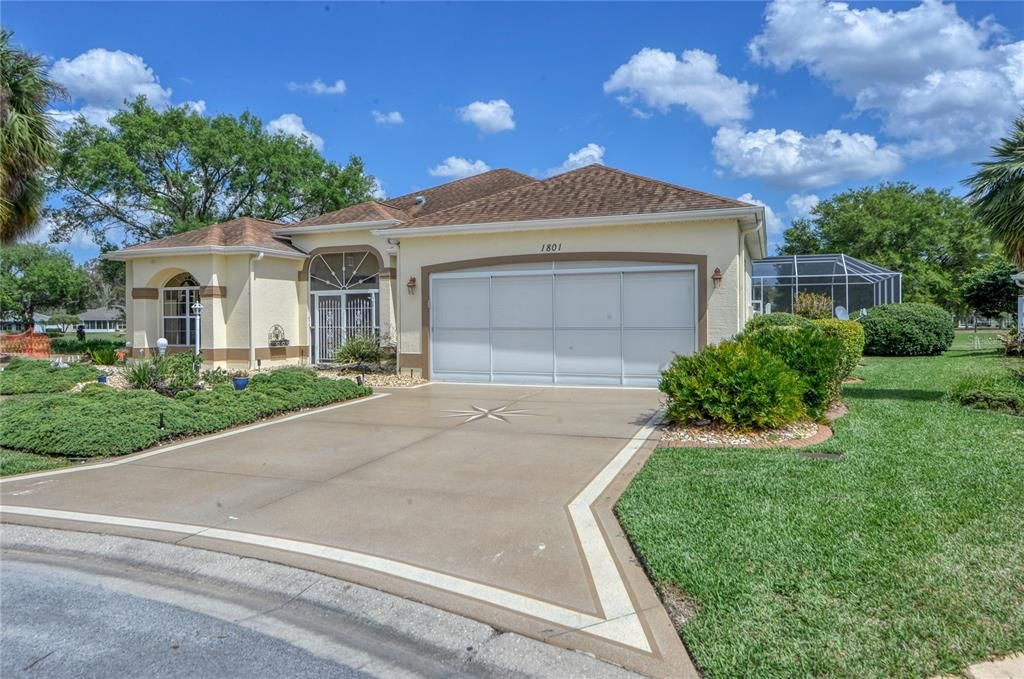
<box><xmin>313</xmin><ymin>292</ymin><xmax>379</xmax><ymax>364</ymax></box>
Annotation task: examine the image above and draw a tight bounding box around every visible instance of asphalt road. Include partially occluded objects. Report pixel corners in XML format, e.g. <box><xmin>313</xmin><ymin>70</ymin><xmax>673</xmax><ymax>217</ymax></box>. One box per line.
<box><xmin>0</xmin><ymin>554</ymin><xmax>473</xmax><ymax>679</ymax></box>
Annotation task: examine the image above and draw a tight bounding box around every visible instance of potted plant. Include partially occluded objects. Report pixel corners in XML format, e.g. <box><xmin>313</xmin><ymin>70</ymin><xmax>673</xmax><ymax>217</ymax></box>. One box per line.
<box><xmin>232</xmin><ymin>370</ymin><xmax>250</xmax><ymax>391</ymax></box>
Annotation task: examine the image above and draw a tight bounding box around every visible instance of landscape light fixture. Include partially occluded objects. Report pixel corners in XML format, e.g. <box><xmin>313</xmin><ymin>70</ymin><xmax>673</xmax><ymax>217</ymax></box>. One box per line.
<box><xmin>156</xmin><ymin>337</ymin><xmax>168</xmax><ymax>357</ymax></box>
<box><xmin>191</xmin><ymin>301</ymin><xmax>204</xmax><ymax>357</ymax></box>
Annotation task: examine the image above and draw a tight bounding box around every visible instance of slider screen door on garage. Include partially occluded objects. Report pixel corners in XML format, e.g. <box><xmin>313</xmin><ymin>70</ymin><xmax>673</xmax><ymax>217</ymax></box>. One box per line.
<box><xmin>429</xmin><ymin>263</ymin><xmax>697</xmax><ymax>386</ymax></box>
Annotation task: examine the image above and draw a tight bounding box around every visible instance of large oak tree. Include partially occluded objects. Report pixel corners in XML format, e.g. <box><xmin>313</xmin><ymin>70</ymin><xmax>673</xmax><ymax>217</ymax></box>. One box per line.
<box><xmin>779</xmin><ymin>182</ymin><xmax>992</xmax><ymax>311</ymax></box>
<box><xmin>48</xmin><ymin>97</ymin><xmax>377</xmax><ymax>248</ymax></box>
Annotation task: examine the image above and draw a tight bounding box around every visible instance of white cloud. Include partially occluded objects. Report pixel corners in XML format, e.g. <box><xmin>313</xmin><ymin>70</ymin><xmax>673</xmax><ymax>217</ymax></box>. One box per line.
<box><xmin>182</xmin><ymin>100</ymin><xmax>206</xmax><ymax>115</ymax></box>
<box><xmin>547</xmin><ymin>143</ymin><xmax>606</xmax><ymax>176</ymax></box>
<box><xmin>428</xmin><ymin>156</ymin><xmax>491</xmax><ymax>179</ymax></box>
<box><xmin>785</xmin><ymin>193</ymin><xmax>820</xmax><ymax>221</ymax></box>
<box><xmin>713</xmin><ymin>125</ymin><xmax>902</xmax><ymax>189</ymax></box>
<box><xmin>737</xmin><ymin>193</ymin><xmax>784</xmax><ymax>235</ymax></box>
<box><xmin>749</xmin><ymin>0</ymin><xmax>1024</xmax><ymax>157</ymax></box>
<box><xmin>604</xmin><ymin>48</ymin><xmax>757</xmax><ymax>125</ymax></box>
<box><xmin>287</xmin><ymin>79</ymin><xmax>347</xmax><ymax>95</ymax></box>
<box><xmin>371</xmin><ymin>179</ymin><xmax>386</xmax><ymax>199</ymax></box>
<box><xmin>457</xmin><ymin>99</ymin><xmax>515</xmax><ymax>134</ymax></box>
<box><xmin>371</xmin><ymin>110</ymin><xmax>404</xmax><ymax>125</ymax></box>
<box><xmin>50</xmin><ymin>48</ymin><xmax>172</xmax><ymax>109</ymax></box>
<box><xmin>267</xmin><ymin>113</ymin><xmax>324</xmax><ymax>151</ymax></box>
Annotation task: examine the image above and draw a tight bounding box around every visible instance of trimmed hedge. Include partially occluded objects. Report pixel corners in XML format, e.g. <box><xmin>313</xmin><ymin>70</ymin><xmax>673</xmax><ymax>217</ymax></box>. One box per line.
<box><xmin>813</xmin><ymin>319</ymin><xmax>865</xmax><ymax>381</ymax></box>
<box><xmin>0</xmin><ymin>358</ymin><xmax>100</xmax><ymax>395</ymax></box>
<box><xmin>744</xmin><ymin>312</ymin><xmax>816</xmax><ymax>333</ymax></box>
<box><xmin>50</xmin><ymin>337</ymin><xmax>127</xmax><ymax>354</ymax></box>
<box><xmin>741</xmin><ymin>325</ymin><xmax>843</xmax><ymax>418</ymax></box>
<box><xmin>862</xmin><ymin>303</ymin><xmax>954</xmax><ymax>356</ymax></box>
<box><xmin>660</xmin><ymin>341</ymin><xmax>806</xmax><ymax>430</ymax></box>
<box><xmin>0</xmin><ymin>368</ymin><xmax>371</xmax><ymax>457</ymax></box>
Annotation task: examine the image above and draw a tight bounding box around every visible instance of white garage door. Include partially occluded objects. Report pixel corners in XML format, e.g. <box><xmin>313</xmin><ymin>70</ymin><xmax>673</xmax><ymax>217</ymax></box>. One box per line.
<box><xmin>430</xmin><ymin>263</ymin><xmax>697</xmax><ymax>386</ymax></box>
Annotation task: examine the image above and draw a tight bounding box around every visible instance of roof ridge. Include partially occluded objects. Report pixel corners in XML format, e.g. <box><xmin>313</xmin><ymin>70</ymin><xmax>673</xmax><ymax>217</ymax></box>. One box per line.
<box><xmin>402</xmin><ymin>170</ymin><xmax>551</xmax><ymax>226</ymax></box>
<box><xmin>579</xmin><ymin>165</ymin><xmax>751</xmax><ymax>208</ymax></box>
<box><xmin>382</xmin><ymin>168</ymin><xmax>536</xmax><ymax>207</ymax></box>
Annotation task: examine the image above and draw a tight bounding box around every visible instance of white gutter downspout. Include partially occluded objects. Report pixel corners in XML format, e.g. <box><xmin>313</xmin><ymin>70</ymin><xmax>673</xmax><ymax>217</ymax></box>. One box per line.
<box><xmin>249</xmin><ymin>252</ymin><xmax>264</xmax><ymax>370</ymax></box>
<box><xmin>738</xmin><ymin>213</ymin><xmax>763</xmax><ymax>333</ymax></box>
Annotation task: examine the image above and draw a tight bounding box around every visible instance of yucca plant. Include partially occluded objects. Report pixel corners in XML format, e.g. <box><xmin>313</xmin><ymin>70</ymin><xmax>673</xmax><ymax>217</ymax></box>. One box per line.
<box><xmin>124</xmin><ymin>359</ymin><xmax>167</xmax><ymax>390</ymax></box>
<box><xmin>88</xmin><ymin>346</ymin><xmax>118</xmax><ymax>366</ymax></box>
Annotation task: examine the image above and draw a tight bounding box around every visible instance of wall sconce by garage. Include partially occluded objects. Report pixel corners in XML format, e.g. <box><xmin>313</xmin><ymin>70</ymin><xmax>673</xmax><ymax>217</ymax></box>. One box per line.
<box><xmin>406</xmin><ymin>276</ymin><xmax>417</xmax><ymax>294</ymax></box>
<box><xmin>711</xmin><ymin>267</ymin><xmax>723</xmax><ymax>289</ymax></box>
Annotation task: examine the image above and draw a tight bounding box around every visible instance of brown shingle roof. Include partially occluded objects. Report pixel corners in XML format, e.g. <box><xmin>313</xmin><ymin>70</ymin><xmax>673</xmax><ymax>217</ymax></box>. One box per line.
<box><xmin>292</xmin><ymin>201</ymin><xmax>408</xmax><ymax>227</ymax></box>
<box><xmin>118</xmin><ymin>217</ymin><xmax>301</xmax><ymax>255</ymax></box>
<box><xmin>398</xmin><ymin>165</ymin><xmax>751</xmax><ymax>228</ymax></box>
<box><xmin>382</xmin><ymin>169</ymin><xmax>538</xmax><ymax>219</ymax></box>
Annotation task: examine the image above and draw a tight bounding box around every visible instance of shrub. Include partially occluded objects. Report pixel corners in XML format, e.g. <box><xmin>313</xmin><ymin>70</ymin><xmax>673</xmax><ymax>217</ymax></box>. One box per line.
<box><xmin>742</xmin><ymin>325</ymin><xmax>844</xmax><ymax>417</ymax></box>
<box><xmin>0</xmin><ymin>368</ymin><xmax>372</xmax><ymax>457</ymax></box>
<box><xmin>862</xmin><ymin>303</ymin><xmax>954</xmax><ymax>356</ymax></box>
<box><xmin>201</xmin><ymin>367</ymin><xmax>232</xmax><ymax>385</ymax></box>
<box><xmin>794</xmin><ymin>292</ymin><xmax>833</xmax><ymax>319</ymax></box>
<box><xmin>660</xmin><ymin>341</ymin><xmax>806</xmax><ymax>430</ymax></box>
<box><xmin>50</xmin><ymin>337</ymin><xmax>127</xmax><ymax>354</ymax></box>
<box><xmin>744</xmin><ymin>312</ymin><xmax>817</xmax><ymax>333</ymax></box>
<box><xmin>88</xmin><ymin>346</ymin><xmax>118</xmax><ymax>366</ymax></box>
<box><xmin>813</xmin><ymin>319</ymin><xmax>865</xmax><ymax>380</ymax></box>
<box><xmin>124</xmin><ymin>359</ymin><xmax>167</xmax><ymax>390</ymax></box>
<box><xmin>162</xmin><ymin>352</ymin><xmax>201</xmax><ymax>390</ymax></box>
<box><xmin>947</xmin><ymin>368</ymin><xmax>1024</xmax><ymax>416</ymax></box>
<box><xmin>0</xmin><ymin>358</ymin><xmax>100</xmax><ymax>395</ymax></box>
<box><xmin>335</xmin><ymin>335</ymin><xmax>383</xmax><ymax>364</ymax></box>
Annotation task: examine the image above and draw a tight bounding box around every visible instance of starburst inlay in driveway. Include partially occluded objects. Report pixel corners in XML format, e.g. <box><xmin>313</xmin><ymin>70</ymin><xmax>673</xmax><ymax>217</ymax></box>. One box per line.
<box><xmin>442</xmin><ymin>404</ymin><xmax>532</xmax><ymax>423</ymax></box>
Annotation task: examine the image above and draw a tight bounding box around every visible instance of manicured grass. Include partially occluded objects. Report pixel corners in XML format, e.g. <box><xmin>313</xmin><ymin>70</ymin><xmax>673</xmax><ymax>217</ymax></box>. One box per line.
<box><xmin>0</xmin><ymin>448</ymin><xmax>68</xmax><ymax>476</ymax></box>
<box><xmin>0</xmin><ymin>358</ymin><xmax>100</xmax><ymax>395</ymax></box>
<box><xmin>617</xmin><ymin>343</ymin><xmax>1024</xmax><ymax>678</ymax></box>
<box><xmin>0</xmin><ymin>368</ymin><xmax>371</xmax><ymax>470</ymax></box>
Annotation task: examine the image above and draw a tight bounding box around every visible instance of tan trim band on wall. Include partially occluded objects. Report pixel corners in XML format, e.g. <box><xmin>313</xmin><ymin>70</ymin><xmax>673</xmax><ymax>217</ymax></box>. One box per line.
<box><xmin>198</xmin><ymin>285</ymin><xmax>227</xmax><ymax>298</ymax></box>
<box><xmin>131</xmin><ymin>287</ymin><xmax>159</xmax><ymax>300</ymax></box>
<box><xmin>131</xmin><ymin>346</ymin><xmax>309</xmax><ymax>361</ymax></box>
<box><xmin>419</xmin><ymin>252</ymin><xmax>708</xmax><ymax>380</ymax></box>
<box><xmin>397</xmin><ymin>353</ymin><xmax>424</xmax><ymax>370</ymax></box>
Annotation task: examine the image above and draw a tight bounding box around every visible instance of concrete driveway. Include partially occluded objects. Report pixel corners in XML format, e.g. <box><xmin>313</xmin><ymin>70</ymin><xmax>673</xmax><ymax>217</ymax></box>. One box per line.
<box><xmin>0</xmin><ymin>384</ymin><xmax>695</xmax><ymax>678</ymax></box>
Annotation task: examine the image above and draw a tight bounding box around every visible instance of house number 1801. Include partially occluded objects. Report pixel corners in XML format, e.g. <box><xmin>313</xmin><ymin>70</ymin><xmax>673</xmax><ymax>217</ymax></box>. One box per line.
<box><xmin>540</xmin><ymin>243</ymin><xmax>562</xmax><ymax>252</ymax></box>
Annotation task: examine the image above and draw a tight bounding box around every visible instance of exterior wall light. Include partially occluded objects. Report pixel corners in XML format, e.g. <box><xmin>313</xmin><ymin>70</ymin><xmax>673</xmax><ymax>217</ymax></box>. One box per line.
<box><xmin>407</xmin><ymin>276</ymin><xmax>417</xmax><ymax>294</ymax></box>
<box><xmin>712</xmin><ymin>267</ymin><xmax>723</xmax><ymax>289</ymax></box>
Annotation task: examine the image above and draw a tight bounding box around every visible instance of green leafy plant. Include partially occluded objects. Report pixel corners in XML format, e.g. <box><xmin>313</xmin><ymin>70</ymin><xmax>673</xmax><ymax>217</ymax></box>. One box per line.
<box><xmin>862</xmin><ymin>303</ymin><xmax>954</xmax><ymax>356</ymax></box>
<box><xmin>741</xmin><ymin>325</ymin><xmax>844</xmax><ymax>417</ymax></box>
<box><xmin>88</xmin><ymin>346</ymin><xmax>118</xmax><ymax>366</ymax></box>
<box><xmin>200</xmin><ymin>367</ymin><xmax>232</xmax><ymax>385</ymax></box>
<box><xmin>660</xmin><ymin>341</ymin><xmax>806</xmax><ymax>430</ymax></box>
<box><xmin>813</xmin><ymin>319</ymin><xmax>865</xmax><ymax>380</ymax></box>
<box><xmin>0</xmin><ymin>358</ymin><xmax>100</xmax><ymax>395</ymax></box>
<box><xmin>947</xmin><ymin>368</ymin><xmax>1024</xmax><ymax>416</ymax></box>
<box><xmin>50</xmin><ymin>337</ymin><xmax>127</xmax><ymax>354</ymax></box>
<box><xmin>744</xmin><ymin>312</ymin><xmax>816</xmax><ymax>333</ymax></box>
<box><xmin>123</xmin><ymin>359</ymin><xmax>167</xmax><ymax>390</ymax></box>
<box><xmin>335</xmin><ymin>335</ymin><xmax>383</xmax><ymax>364</ymax></box>
<box><xmin>162</xmin><ymin>352</ymin><xmax>201</xmax><ymax>390</ymax></box>
<box><xmin>794</xmin><ymin>292</ymin><xmax>833</xmax><ymax>319</ymax></box>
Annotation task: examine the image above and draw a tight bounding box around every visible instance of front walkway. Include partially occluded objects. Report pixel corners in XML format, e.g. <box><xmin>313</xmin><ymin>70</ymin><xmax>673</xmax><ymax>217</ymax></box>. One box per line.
<box><xmin>0</xmin><ymin>384</ymin><xmax>695</xmax><ymax>678</ymax></box>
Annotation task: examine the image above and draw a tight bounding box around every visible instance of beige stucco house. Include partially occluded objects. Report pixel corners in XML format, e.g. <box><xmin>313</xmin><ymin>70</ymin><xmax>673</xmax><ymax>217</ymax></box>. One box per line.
<box><xmin>107</xmin><ymin>165</ymin><xmax>766</xmax><ymax>386</ymax></box>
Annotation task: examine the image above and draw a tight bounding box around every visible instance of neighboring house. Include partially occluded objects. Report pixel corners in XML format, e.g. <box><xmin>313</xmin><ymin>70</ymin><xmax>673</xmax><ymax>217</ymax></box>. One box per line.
<box><xmin>0</xmin><ymin>313</ymin><xmax>53</xmax><ymax>334</ymax></box>
<box><xmin>78</xmin><ymin>307</ymin><xmax>127</xmax><ymax>333</ymax></box>
<box><xmin>106</xmin><ymin>165</ymin><xmax>766</xmax><ymax>386</ymax></box>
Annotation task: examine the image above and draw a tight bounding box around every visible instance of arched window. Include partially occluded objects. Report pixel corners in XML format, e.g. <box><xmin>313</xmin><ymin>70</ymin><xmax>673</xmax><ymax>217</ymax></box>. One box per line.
<box><xmin>162</xmin><ymin>273</ymin><xmax>200</xmax><ymax>346</ymax></box>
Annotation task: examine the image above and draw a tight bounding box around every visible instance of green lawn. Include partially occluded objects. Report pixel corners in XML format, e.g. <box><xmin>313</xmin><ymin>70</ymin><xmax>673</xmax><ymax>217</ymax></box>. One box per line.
<box><xmin>0</xmin><ymin>448</ymin><xmax>68</xmax><ymax>476</ymax></box>
<box><xmin>617</xmin><ymin>339</ymin><xmax>1024</xmax><ymax>678</ymax></box>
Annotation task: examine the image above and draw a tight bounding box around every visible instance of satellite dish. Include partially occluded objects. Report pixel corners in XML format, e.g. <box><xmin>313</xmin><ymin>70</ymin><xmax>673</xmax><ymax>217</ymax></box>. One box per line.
<box><xmin>834</xmin><ymin>305</ymin><xmax>849</xmax><ymax>320</ymax></box>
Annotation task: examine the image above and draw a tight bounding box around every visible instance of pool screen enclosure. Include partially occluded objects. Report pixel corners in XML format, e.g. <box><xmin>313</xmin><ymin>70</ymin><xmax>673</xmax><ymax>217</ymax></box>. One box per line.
<box><xmin>752</xmin><ymin>254</ymin><xmax>902</xmax><ymax>317</ymax></box>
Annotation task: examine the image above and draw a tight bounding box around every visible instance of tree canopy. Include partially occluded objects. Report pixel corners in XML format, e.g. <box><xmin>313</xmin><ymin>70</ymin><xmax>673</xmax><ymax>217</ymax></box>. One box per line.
<box><xmin>0</xmin><ymin>29</ymin><xmax>65</xmax><ymax>244</ymax></box>
<box><xmin>48</xmin><ymin>98</ymin><xmax>377</xmax><ymax>248</ymax></box>
<box><xmin>961</xmin><ymin>257</ymin><xmax>1020</xmax><ymax>321</ymax></box>
<box><xmin>778</xmin><ymin>182</ymin><xmax>992</xmax><ymax>311</ymax></box>
<box><xmin>0</xmin><ymin>243</ymin><xmax>89</xmax><ymax>326</ymax></box>
<box><xmin>964</xmin><ymin>112</ymin><xmax>1024</xmax><ymax>268</ymax></box>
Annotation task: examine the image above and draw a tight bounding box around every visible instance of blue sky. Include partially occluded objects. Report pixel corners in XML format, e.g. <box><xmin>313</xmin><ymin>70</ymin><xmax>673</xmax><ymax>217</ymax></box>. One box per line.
<box><xmin>7</xmin><ymin>1</ymin><xmax>1024</xmax><ymax>261</ymax></box>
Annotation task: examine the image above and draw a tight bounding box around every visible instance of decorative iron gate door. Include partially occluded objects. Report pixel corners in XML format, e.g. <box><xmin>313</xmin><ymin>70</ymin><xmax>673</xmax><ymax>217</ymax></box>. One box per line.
<box><xmin>313</xmin><ymin>292</ymin><xmax>379</xmax><ymax>364</ymax></box>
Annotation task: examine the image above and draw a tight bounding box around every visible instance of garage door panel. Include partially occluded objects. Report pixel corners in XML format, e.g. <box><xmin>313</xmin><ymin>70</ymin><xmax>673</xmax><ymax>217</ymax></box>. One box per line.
<box><xmin>623</xmin><ymin>271</ymin><xmax>695</xmax><ymax>329</ymax></box>
<box><xmin>492</xmin><ymin>330</ymin><xmax>553</xmax><ymax>376</ymax></box>
<box><xmin>622</xmin><ymin>329</ymin><xmax>695</xmax><ymax>378</ymax></box>
<box><xmin>492</xmin><ymin>276</ymin><xmax>552</xmax><ymax>328</ymax></box>
<box><xmin>555</xmin><ymin>274</ymin><xmax>620</xmax><ymax>328</ymax></box>
<box><xmin>432</xmin><ymin>329</ymin><xmax>490</xmax><ymax>375</ymax></box>
<box><xmin>555</xmin><ymin>329</ymin><xmax>621</xmax><ymax>378</ymax></box>
<box><xmin>433</xmin><ymin>278</ymin><xmax>489</xmax><ymax>329</ymax></box>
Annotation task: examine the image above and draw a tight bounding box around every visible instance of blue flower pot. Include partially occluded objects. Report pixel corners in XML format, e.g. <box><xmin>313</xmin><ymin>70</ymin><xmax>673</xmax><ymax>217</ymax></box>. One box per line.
<box><xmin>233</xmin><ymin>376</ymin><xmax>249</xmax><ymax>391</ymax></box>
<box><xmin>97</xmin><ymin>375</ymin><xmax>108</xmax><ymax>384</ymax></box>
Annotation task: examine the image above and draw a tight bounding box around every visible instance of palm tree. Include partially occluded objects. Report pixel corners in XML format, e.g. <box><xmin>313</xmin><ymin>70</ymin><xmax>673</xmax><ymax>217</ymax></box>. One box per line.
<box><xmin>965</xmin><ymin>112</ymin><xmax>1024</xmax><ymax>268</ymax></box>
<box><xmin>0</xmin><ymin>29</ymin><xmax>65</xmax><ymax>244</ymax></box>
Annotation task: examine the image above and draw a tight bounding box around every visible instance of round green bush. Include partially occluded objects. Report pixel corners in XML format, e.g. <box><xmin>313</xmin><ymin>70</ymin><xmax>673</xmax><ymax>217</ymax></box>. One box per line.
<box><xmin>659</xmin><ymin>341</ymin><xmax>806</xmax><ymax>430</ymax></box>
<box><xmin>744</xmin><ymin>312</ymin><xmax>816</xmax><ymax>333</ymax></box>
<box><xmin>861</xmin><ymin>303</ymin><xmax>954</xmax><ymax>356</ymax></box>
<box><xmin>813</xmin><ymin>319</ymin><xmax>865</xmax><ymax>381</ymax></box>
<box><xmin>741</xmin><ymin>325</ymin><xmax>843</xmax><ymax>417</ymax></box>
